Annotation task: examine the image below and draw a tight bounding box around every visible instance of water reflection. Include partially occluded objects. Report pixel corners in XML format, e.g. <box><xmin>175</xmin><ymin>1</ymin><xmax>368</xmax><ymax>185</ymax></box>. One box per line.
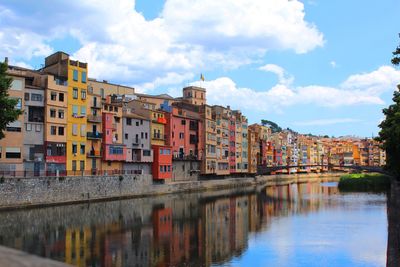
<box><xmin>0</xmin><ymin>182</ymin><xmax>387</xmax><ymax>267</ymax></box>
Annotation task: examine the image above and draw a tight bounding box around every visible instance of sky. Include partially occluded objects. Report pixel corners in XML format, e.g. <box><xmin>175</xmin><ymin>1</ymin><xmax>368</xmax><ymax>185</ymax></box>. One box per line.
<box><xmin>0</xmin><ymin>0</ymin><xmax>399</xmax><ymax>137</ymax></box>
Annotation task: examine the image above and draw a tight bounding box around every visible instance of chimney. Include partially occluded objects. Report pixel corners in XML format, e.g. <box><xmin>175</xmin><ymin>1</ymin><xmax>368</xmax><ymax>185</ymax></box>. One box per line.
<box><xmin>4</xmin><ymin>57</ymin><xmax>8</xmax><ymax>65</ymax></box>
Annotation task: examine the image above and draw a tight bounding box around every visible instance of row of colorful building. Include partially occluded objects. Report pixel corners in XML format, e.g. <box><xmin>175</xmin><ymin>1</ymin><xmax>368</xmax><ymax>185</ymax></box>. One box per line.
<box><xmin>0</xmin><ymin>51</ymin><xmax>386</xmax><ymax>180</ymax></box>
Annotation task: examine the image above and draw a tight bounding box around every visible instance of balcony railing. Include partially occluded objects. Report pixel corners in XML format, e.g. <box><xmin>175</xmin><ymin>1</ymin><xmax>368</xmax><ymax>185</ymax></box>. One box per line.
<box><xmin>87</xmin><ymin>150</ymin><xmax>101</xmax><ymax>158</ymax></box>
<box><xmin>87</xmin><ymin>115</ymin><xmax>102</xmax><ymax>123</ymax></box>
<box><xmin>173</xmin><ymin>154</ymin><xmax>201</xmax><ymax>161</ymax></box>
<box><xmin>87</xmin><ymin>132</ymin><xmax>103</xmax><ymax>139</ymax></box>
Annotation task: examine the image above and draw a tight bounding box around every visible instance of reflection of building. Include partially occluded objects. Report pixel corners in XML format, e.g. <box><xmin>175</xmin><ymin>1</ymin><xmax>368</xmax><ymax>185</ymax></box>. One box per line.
<box><xmin>0</xmin><ymin>183</ymin><xmax>345</xmax><ymax>267</ymax></box>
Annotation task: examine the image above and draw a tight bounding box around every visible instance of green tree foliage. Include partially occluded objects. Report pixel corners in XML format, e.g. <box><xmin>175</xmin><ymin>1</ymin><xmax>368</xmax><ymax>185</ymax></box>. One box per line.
<box><xmin>377</xmin><ymin>35</ymin><xmax>400</xmax><ymax>178</ymax></box>
<box><xmin>0</xmin><ymin>62</ymin><xmax>22</xmax><ymax>139</ymax></box>
<box><xmin>392</xmin><ymin>37</ymin><xmax>400</xmax><ymax>65</ymax></box>
<box><xmin>261</xmin><ymin>119</ymin><xmax>282</xmax><ymax>133</ymax></box>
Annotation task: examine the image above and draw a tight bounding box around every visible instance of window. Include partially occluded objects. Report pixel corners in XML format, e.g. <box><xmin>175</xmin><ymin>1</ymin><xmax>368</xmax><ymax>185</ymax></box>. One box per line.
<box><xmin>73</xmin><ymin>88</ymin><xmax>78</xmax><ymax>99</ymax></box>
<box><xmin>145</xmin><ymin>132</ymin><xmax>148</xmax><ymax>139</ymax></box>
<box><xmin>160</xmin><ymin>149</ymin><xmax>163</xmax><ymax>155</ymax></box>
<box><xmin>24</xmin><ymin>93</ymin><xmax>30</xmax><ymax>101</ymax></box>
<box><xmin>51</xmin><ymin>92</ymin><xmax>57</xmax><ymax>101</ymax></box>
<box><xmin>167</xmin><ymin>165</ymin><xmax>171</xmax><ymax>172</ymax></box>
<box><xmin>51</xmin><ymin>126</ymin><xmax>57</xmax><ymax>135</ymax></box>
<box><xmin>181</xmin><ymin>120</ymin><xmax>186</xmax><ymax>125</ymax></box>
<box><xmin>125</xmin><ymin>133</ymin><xmax>128</xmax><ymax>140</ymax></box>
<box><xmin>35</xmin><ymin>124</ymin><xmax>41</xmax><ymax>132</ymax></box>
<box><xmin>72</xmin><ymin>105</ymin><xmax>78</xmax><ymax>116</ymax></box>
<box><xmin>50</xmin><ymin>109</ymin><xmax>56</xmax><ymax>118</ymax></box>
<box><xmin>140</xmin><ymin>120</ymin><xmax>143</xmax><ymax>125</ymax></box>
<box><xmin>126</xmin><ymin>118</ymin><xmax>132</xmax><ymax>125</ymax></box>
<box><xmin>141</xmin><ymin>132</ymin><xmax>144</xmax><ymax>139</ymax></box>
<box><xmin>81</xmin><ymin>71</ymin><xmax>87</xmax><ymax>83</ymax></box>
<box><xmin>100</xmin><ymin>88</ymin><xmax>104</xmax><ymax>99</ymax></box>
<box><xmin>80</xmin><ymin>144</ymin><xmax>85</xmax><ymax>155</ymax></box>
<box><xmin>10</xmin><ymin>80</ymin><xmax>22</xmax><ymax>90</ymax></box>
<box><xmin>26</xmin><ymin>123</ymin><xmax>32</xmax><ymax>131</ymax></box>
<box><xmin>160</xmin><ymin>166</ymin><xmax>163</xmax><ymax>172</ymax></box>
<box><xmin>80</xmin><ymin>124</ymin><xmax>86</xmax><ymax>137</ymax></box>
<box><xmin>114</xmin><ymin>106</ymin><xmax>118</xmax><ymax>112</ymax></box>
<box><xmin>179</xmin><ymin>133</ymin><xmax>184</xmax><ymax>139</ymax></box>
<box><xmin>58</xmin><ymin>110</ymin><xmax>64</xmax><ymax>119</ymax></box>
<box><xmin>6</xmin><ymin>147</ymin><xmax>21</xmax><ymax>158</ymax></box>
<box><xmin>81</xmin><ymin>89</ymin><xmax>86</xmax><ymax>100</ymax></box>
<box><xmin>143</xmin><ymin>150</ymin><xmax>151</xmax><ymax>156</ymax></box>
<box><xmin>59</xmin><ymin>93</ymin><xmax>64</xmax><ymax>102</ymax></box>
<box><xmin>109</xmin><ymin>146</ymin><xmax>123</xmax><ymax>155</ymax></box>
<box><xmin>73</xmin><ymin>70</ymin><xmax>78</xmax><ymax>81</ymax></box>
<box><xmin>80</xmin><ymin>160</ymin><xmax>85</xmax><ymax>171</ymax></box>
<box><xmin>136</xmin><ymin>121</ymin><xmax>139</xmax><ymax>126</ymax></box>
<box><xmin>0</xmin><ymin>147</ymin><xmax>1</xmax><ymax>158</ymax></box>
<box><xmin>58</xmin><ymin>127</ymin><xmax>64</xmax><ymax>136</ymax></box>
<box><xmin>16</xmin><ymin>98</ymin><xmax>22</xmax><ymax>109</ymax></box>
<box><xmin>80</xmin><ymin>106</ymin><xmax>86</xmax><ymax>116</ymax></box>
<box><xmin>72</xmin><ymin>160</ymin><xmax>77</xmax><ymax>171</ymax></box>
<box><xmin>72</xmin><ymin>124</ymin><xmax>78</xmax><ymax>136</ymax></box>
<box><xmin>72</xmin><ymin>144</ymin><xmax>77</xmax><ymax>154</ymax></box>
<box><xmin>31</xmin><ymin>94</ymin><xmax>42</xmax><ymax>101</ymax></box>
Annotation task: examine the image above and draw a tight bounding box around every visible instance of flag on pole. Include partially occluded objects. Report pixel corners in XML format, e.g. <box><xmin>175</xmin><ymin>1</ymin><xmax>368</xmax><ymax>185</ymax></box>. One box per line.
<box><xmin>200</xmin><ymin>73</ymin><xmax>205</xmax><ymax>81</ymax></box>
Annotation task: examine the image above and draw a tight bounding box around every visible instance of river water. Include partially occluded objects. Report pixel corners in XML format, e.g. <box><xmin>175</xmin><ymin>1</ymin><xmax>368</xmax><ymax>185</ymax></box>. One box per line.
<box><xmin>0</xmin><ymin>182</ymin><xmax>390</xmax><ymax>267</ymax></box>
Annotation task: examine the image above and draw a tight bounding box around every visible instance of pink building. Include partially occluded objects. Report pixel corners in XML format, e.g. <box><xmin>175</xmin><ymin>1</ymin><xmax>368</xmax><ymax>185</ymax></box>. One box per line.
<box><xmin>102</xmin><ymin>112</ymin><xmax>126</xmax><ymax>162</ymax></box>
<box><xmin>165</xmin><ymin>102</ymin><xmax>203</xmax><ymax>160</ymax></box>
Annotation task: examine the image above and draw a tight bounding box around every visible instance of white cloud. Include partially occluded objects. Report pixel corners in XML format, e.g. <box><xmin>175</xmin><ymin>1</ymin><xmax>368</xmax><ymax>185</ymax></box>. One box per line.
<box><xmin>330</xmin><ymin>61</ymin><xmax>337</xmax><ymax>68</ymax></box>
<box><xmin>0</xmin><ymin>0</ymin><xmax>323</xmax><ymax>91</ymax></box>
<box><xmin>293</xmin><ymin>118</ymin><xmax>361</xmax><ymax>126</ymax></box>
<box><xmin>259</xmin><ymin>64</ymin><xmax>294</xmax><ymax>85</ymax></box>
<box><xmin>191</xmin><ymin>65</ymin><xmax>400</xmax><ymax>112</ymax></box>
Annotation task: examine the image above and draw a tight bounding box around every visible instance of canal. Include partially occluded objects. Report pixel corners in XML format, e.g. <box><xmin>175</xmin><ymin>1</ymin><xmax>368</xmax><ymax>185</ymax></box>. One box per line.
<box><xmin>0</xmin><ymin>181</ymin><xmax>389</xmax><ymax>267</ymax></box>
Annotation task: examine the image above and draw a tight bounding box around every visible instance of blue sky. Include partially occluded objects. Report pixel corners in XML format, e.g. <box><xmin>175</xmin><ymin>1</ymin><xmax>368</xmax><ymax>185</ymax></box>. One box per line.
<box><xmin>1</xmin><ymin>0</ymin><xmax>399</xmax><ymax>137</ymax></box>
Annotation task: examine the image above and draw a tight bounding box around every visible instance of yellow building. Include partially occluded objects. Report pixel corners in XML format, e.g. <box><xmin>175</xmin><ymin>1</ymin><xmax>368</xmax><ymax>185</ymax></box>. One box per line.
<box><xmin>43</xmin><ymin>52</ymin><xmax>88</xmax><ymax>173</ymax></box>
<box><xmin>200</xmin><ymin>105</ymin><xmax>217</xmax><ymax>174</ymax></box>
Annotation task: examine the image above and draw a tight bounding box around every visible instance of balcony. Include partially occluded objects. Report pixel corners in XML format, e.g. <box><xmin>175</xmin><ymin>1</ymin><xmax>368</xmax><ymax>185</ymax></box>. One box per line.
<box><xmin>87</xmin><ymin>115</ymin><xmax>102</xmax><ymax>123</ymax></box>
<box><xmin>87</xmin><ymin>132</ymin><xmax>103</xmax><ymax>139</ymax></box>
<box><xmin>87</xmin><ymin>150</ymin><xmax>101</xmax><ymax>158</ymax></box>
<box><xmin>153</xmin><ymin>117</ymin><xmax>167</xmax><ymax>124</ymax></box>
<box><xmin>152</xmin><ymin>134</ymin><xmax>165</xmax><ymax>141</ymax></box>
<box><xmin>91</xmin><ymin>102</ymin><xmax>101</xmax><ymax>109</ymax></box>
<box><xmin>173</xmin><ymin>154</ymin><xmax>201</xmax><ymax>161</ymax></box>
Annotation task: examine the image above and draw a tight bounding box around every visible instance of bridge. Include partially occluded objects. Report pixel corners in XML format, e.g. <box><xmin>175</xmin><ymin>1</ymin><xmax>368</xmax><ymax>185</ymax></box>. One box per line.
<box><xmin>257</xmin><ymin>164</ymin><xmax>387</xmax><ymax>175</ymax></box>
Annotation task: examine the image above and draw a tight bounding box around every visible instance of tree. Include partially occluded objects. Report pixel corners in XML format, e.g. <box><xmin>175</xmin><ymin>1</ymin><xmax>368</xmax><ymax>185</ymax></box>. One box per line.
<box><xmin>377</xmin><ymin>35</ymin><xmax>400</xmax><ymax>178</ymax></box>
<box><xmin>261</xmin><ymin>119</ymin><xmax>282</xmax><ymax>133</ymax></box>
<box><xmin>0</xmin><ymin>61</ymin><xmax>22</xmax><ymax>139</ymax></box>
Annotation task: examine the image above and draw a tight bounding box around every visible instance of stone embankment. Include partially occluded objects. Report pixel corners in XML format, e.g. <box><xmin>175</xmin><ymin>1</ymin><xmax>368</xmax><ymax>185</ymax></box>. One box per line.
<box><xmin>0</xmin><ymin>245</ymin><xmax>73</xmax><ymax>267</ymax></box>
<box><xmin>0</xmin><ymin>172</ymin><xmax>341</xmax><ymax>210</ymax></box>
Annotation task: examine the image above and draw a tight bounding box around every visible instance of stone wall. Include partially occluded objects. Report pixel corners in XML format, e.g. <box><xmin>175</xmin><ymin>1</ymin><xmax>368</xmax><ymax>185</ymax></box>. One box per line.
<box><xmin>0</xmin><ymin>172</ymin><xmax>341</xmax><ymax>209</ymax></box>
<box><xmin>0</xmin><ymin>174</ymin><xmax>152</xmax><ymax>208</ymax></box>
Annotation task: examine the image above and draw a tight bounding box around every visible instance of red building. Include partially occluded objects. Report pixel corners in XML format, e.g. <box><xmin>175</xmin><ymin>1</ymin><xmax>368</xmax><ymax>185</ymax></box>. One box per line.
<box><xmin>153</xmin><ymin>207</ymin><xmax>173</xmax><ymax>241</ymax></box>
<box><xmin>165</xmin><ymin>102</ymin><xmax>203</xmax><ymax>160</ymax></box>
<box><xmin>152</xmin><ymin>145</ymin><xmax>173</xmax><ymax>180</ymax></box>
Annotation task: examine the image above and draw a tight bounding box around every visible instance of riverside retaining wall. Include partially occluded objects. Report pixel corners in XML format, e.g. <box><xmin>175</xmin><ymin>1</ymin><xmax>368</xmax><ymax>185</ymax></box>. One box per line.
<box><xmin>0</xmin><ymin>172</ymin><xmax>341</xmax><ymax>210</ymax></box>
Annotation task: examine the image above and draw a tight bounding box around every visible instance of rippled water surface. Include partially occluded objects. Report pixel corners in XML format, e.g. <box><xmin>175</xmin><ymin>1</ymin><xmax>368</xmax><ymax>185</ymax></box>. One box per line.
<box><xmin>0</xmin><ymin>181</ymin><xmax>388</xmax><ymax>267</ymax></box>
